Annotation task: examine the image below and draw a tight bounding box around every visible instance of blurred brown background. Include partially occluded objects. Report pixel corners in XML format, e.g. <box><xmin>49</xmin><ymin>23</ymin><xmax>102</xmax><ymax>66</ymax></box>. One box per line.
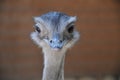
<box><xmin>0</xmin><ymin>0</ymin><xmax>120</xmax><ymax>80</ymax></box>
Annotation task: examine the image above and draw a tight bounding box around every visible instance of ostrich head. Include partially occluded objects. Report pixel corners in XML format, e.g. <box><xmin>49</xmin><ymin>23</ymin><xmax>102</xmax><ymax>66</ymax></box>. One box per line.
<box><xmin>31</xmin><ymin>12</ymin><xmax>79</xmax><ymax>52</ymax></box>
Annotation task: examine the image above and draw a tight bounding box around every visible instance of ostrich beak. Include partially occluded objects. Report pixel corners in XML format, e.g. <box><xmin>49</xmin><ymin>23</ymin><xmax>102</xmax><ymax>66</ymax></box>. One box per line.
<box><xmin>49</xmin><ymin>33</ymin><xmax>64</xmax><ymax>50</ymax></box>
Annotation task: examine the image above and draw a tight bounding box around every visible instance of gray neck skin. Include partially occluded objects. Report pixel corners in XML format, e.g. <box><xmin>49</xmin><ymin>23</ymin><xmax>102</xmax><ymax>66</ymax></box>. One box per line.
<box><xmin>42</xmin><ymin>50</ymin><xmax>66</xmax><ymax>80</ymax></box>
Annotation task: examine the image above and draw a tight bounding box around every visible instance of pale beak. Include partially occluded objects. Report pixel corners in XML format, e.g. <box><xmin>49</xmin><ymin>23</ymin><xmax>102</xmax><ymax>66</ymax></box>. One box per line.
<box><xmin>49</xmin><ymin>33</ymin><xmax>64</xmax><ymax>49</ymax></box>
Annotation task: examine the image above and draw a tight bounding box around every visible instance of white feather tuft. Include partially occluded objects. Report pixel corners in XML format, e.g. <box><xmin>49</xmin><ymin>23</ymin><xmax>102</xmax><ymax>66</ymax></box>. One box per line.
<box><xmin>67</xmin><ymin>16</ymin><xmax>77</xmax><ymax>23</ymax></box>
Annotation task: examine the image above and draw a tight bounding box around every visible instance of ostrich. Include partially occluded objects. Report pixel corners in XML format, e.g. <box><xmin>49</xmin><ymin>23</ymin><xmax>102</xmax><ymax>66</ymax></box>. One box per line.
<box><xmin>30</xmin><ymin>11</ymin><xmax>79</xmax><ymax>80</ymax></box>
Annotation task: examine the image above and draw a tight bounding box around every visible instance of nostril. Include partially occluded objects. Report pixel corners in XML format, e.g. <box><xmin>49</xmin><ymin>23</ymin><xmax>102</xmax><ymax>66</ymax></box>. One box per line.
<box><xmin>50</xmin><ymin>40</ymin><xmax>53</xmax><ymax>43</ymax></box>
<box><xmin>59</xmin><ymin>40</ymin><xmax>63</xmax><ymax>43</ymax></box>
<box><xmin>50</xmin><ymin>39</ymin><xmax>62</xmax><ymax>44</ymax></box>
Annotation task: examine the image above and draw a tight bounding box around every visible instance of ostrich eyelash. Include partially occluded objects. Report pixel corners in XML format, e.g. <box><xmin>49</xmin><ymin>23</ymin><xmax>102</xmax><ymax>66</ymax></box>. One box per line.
<box><xmin>34</xmin><ymin>25</ymin><xmax>41</xmax><ymax>33</ymax></box>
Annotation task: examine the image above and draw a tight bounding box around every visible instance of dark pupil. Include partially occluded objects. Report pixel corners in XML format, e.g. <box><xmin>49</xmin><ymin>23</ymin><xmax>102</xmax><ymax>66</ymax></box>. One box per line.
<box><xmin>68</xmin><ymin>26</ymin><xmax>74</xmax><ymax>33</ymax></box>
<box><xmin>35</xmin><ymin>26</ymin><xmax>41</xmax><ymax>33</ymax></box>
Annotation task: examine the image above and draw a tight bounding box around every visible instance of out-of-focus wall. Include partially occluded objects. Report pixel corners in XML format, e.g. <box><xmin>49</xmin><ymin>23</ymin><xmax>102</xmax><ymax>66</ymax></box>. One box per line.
<box><xmin>0</xmin><ymin>0</ymin><xmax>120</xmax><ymax>80</ymax></box>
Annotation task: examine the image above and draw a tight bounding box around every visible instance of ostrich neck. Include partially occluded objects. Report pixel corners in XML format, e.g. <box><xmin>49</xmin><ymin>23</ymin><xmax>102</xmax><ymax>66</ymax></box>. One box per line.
<box><xmin>42</xmin><ymin>49</ymin><xmax>66</xmax><ymax>80</ymax></box>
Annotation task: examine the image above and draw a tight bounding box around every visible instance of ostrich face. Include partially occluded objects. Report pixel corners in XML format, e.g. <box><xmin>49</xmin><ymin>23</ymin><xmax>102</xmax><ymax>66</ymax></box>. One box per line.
<box><xmin>31</xmin><ymin>12</ymin><xmax>79</xmax><ymax>51</ymax></box>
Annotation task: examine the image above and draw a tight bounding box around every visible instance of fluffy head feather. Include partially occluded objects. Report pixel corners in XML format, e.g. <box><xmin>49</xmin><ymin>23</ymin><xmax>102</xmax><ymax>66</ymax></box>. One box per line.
<box><xmin>30</xmin><ymin>11</ymin><xmax>79</xmax><ymax>52</ymax></box>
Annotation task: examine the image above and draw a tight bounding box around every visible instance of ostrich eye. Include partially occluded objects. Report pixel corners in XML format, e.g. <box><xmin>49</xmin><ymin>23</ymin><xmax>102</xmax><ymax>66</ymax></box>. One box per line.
<box><xmin>68</xmin><ymin>25</ymin><xmax>74</xmax><ymax>33</ymax></box>
<box><xmin>35</xmin><ymin>26</ymin><xmax>41</xmax><ymax>33</ymax></box>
